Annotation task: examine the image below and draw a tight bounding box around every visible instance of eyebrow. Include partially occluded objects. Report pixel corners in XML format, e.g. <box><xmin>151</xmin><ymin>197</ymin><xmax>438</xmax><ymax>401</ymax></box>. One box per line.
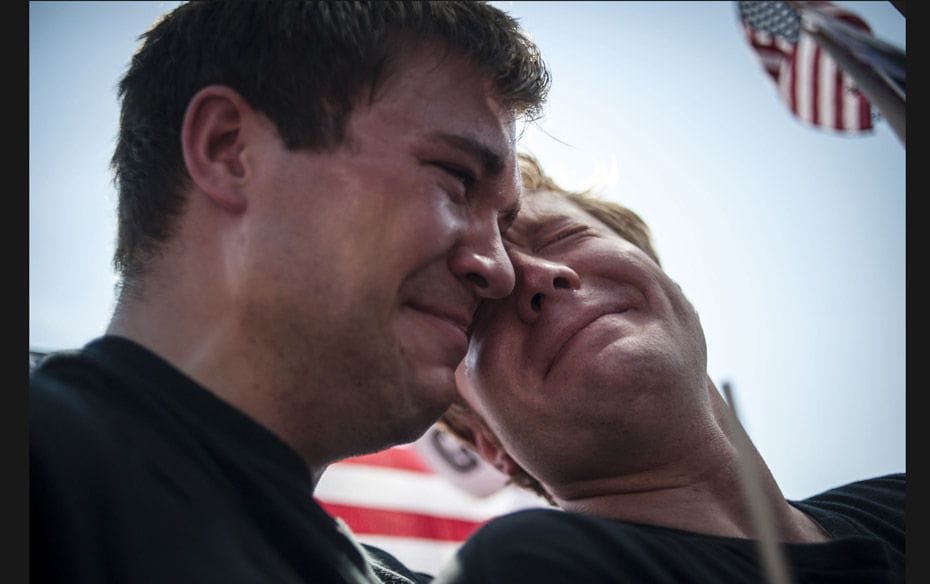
<box><xmin>427</xmin><ymin>131</ymin><xmax>520</xmax><ymax>230</ymax></box>
<box><xmin>428</xmin><ymin>131</ymin><xmax>506</xmax><ymax>177</ymax></box>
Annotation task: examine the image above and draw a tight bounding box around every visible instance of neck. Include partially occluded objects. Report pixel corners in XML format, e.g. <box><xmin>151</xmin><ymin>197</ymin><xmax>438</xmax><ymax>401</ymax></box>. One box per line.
<box><xmin>108</xmin><ymin>276</ymin><xmax>339</xmax><ymax>486</ymax></box>
<box><xmin>553</xmin><ymin>380</ymin><xmax>829</xmax><ymax>543</ymax></box>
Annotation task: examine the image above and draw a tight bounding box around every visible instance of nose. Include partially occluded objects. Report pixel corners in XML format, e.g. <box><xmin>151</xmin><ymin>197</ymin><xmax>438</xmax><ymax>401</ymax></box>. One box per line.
<box><xmin>511</xmin><ymin>250</ymin><xmax>581</xmax><ymax>323</ymax></box>
<box><xmin>449</xmin><ymin>223</ymin><xmax>516</xmax><ymax>300</ymax></box>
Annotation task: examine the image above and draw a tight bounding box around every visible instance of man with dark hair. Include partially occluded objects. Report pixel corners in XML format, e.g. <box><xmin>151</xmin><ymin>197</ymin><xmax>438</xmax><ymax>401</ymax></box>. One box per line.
<box><xmin>435</xmin><ymin>153</ymin><xmax>905</xmax><ymax>583</ymax></box>
<box><xmin>29</xmin><ymin>2</ymin><xmax>550</xmax><ymax>582</ymax></box>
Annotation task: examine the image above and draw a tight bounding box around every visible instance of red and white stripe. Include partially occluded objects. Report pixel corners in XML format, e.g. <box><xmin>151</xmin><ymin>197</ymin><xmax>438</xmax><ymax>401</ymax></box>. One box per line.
<box><xmin>741</xmin><ymin>1</ymin><xmax>873</xmax><ymax>134</ymax></box>
<box><xmin>779</xmin><ymin>28</ymin><xmax>871</xmax><ymax>132</ymax></box>
<box><xmin>315</xmin><ymin>427</ymin><xmax>547</xmax><ymax>575</ymax></box>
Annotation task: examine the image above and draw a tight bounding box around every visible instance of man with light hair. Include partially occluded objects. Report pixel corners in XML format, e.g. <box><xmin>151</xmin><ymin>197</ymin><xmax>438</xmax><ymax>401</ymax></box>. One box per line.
<box><xmin>436</xmin><ymin>153</ymin><xmax>905</xmax><ymax>583</ymax></box>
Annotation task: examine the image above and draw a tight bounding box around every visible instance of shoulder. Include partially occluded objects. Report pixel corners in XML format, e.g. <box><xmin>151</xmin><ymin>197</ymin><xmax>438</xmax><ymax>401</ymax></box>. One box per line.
<box><xmin>30</xmin><ymin>349</ymin><xmax>116</xmax><ymax>444</ymax></box>
<box><xmin>461</xmin><ymin>508</ymin><xmax>601</xmax><ymax>555</ymax></box>
<box><xmin>437</xmin><ymin>508</ymin><xmax>681</xmax><ymax>583</ymax></box>
<box><xmin>30</xmin><ymin>337</ymin><xmax>175</xmax><ymax>448</ymax></box>
<box><xmin>459</xmin><ymin>507</ymin><xmax>620</xmax><ymax>547</ymax></box>
<box><xmin>804</xmin><ymin>473</ymin><xmax>905</xmax><ymax>511</ymax></box>
<box><xmin>363</xmin><ymin>544</ymin><xmax>433</xmax><ymax>584</ymax></box>
<box><xmin>30</xmin><ymin>342</ymin><xmax>190</xmax><ymax>494</ymax></box>
<box><xmin>30</xmin><ymin>339</ymin><xmax>133</xmax><ymax>415</ymax></box>
<box><xmin>466</xmin><ymin>505</ymin><xmax>688</xmax><ymax>545</ymax></box>
<box><xmin>797</xmin><ymin>473</ymin><xmax>905</xmax><ymax>546</ymax></box>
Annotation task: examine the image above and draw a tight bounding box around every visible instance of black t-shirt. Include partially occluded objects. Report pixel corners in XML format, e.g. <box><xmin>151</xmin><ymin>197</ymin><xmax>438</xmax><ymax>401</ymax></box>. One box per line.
<box><xmin>30</xmin><ymin>336</ymin><xmax>431</xmax><ymax>584</ymax></box>
<box><xmin>437</xmin><ymin>474</ymin><xmax>905</xmax><ymax>583</ymax></box>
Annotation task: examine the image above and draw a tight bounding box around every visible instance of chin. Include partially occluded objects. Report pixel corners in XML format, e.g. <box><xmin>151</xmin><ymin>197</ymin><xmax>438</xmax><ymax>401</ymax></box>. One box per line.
<box><xmin>414</xmin><ymin>362</ymin><xmax>458</xmax><ymax>398</ymax></box>
<box><xmin>406</xmin><ymin>367</ymin><xmax>457</xmax><ymax>414</ymax></box>
<box><xmin>390</xmin><ymin>416</ymin><xmax>437</xmax><ymax>447</ymax></box>
<box><xmin>386</xmin><ymin>401</ymin><xmax>448</xmax><ymax>446</ymax></box>
<box><xmin>378</xmin><ymin>359</ymin><xmax>458</xmax><ymax>443</ymax></box>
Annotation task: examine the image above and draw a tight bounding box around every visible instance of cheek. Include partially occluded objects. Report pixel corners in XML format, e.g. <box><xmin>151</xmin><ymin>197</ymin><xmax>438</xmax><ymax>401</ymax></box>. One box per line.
<box><xmin>473</xmin><ymin>342</ymin><xmax>531</xmax><ymax>415</ymax></box>
<box><xmin>425</xmin><ymin>196</ymin><xmax>466</xmax><ymax>239</ymax></box>
<box><xmin>658</xmin><ymin>279</ymin><xmax>706</xmax><ymax>357</ymax></box>
<box><xmin>465</xmin><ymin>304</ymin><xmax>533</xmax><ymax>398</ymax></box>
<box><xmin>471</xmin><ymin>324</ymin><xmax>513</xmax><ymax>385</ymax></box>
<box><xmin>401</xmin><ymin>191</ymin><xmax>467</xmax><ymax>250</ymax></box>
<box><xmin>369</xmin><ymin>195</ymin><xmax>468</xmax><ymax>282</ymax></box>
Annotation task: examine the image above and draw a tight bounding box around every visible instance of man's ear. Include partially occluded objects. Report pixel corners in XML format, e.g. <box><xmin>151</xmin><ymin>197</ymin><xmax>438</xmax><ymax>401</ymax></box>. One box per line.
<box><xmin>470</xmin><ymin>428</ymin><xmax>520</xmax><ymax>478</ymax></box>
<box><xmin>454</xmin><ymin>362</ymin><xmax>520</xmax><ymax>478</ymax></box>
<box><xmin>181</xmin><ymin>85</ymin><xmax>256</xmax><ymax>213</ymax></box>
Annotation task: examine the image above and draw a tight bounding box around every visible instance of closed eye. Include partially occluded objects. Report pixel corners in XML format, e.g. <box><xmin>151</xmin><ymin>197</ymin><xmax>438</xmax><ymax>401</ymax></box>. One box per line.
<box><xmin>439</xmin><ymin>163</ymin><xmax>477</xmax><ymax>191</ymax></box>
<box><xmin>535</xmin><ymin>226</ymin><xmax>590</xmax><ymax>252</ymax></box>
<box><xmin>499</xmin><ymin>206</ymin><xmax>520</xmax><ymax>235</ymax></box>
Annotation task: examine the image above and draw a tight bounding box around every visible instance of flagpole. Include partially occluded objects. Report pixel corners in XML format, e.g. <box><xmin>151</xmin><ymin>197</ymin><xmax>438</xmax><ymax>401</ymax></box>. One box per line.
<box><xmin>790</xmin><ymin>2</ymin><xmax>906</xmax><ymax>146</ymax></box>
<box><xmin>721</xmin><ymin>381</ymin><xmax>794</xmax><ymax>584</ymax></box>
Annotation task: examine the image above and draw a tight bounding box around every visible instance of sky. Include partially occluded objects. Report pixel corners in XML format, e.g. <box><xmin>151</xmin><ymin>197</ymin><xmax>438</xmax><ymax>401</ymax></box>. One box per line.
<box><xmin>29</xmin><ymin>1</ymin><xmax>905</xmax><ymax>501</ymax></box>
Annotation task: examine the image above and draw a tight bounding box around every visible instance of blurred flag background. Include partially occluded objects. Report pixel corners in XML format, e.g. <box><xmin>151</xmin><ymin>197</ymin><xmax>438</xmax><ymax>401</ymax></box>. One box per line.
<box><xmin>315</xmin><ymin>428</ymin><xmax>546</xmax><ymax>574</ymax></box>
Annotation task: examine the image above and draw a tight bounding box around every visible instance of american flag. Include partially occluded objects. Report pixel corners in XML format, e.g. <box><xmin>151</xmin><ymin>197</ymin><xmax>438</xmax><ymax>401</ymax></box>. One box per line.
<box><xmin>737</xmin><ymin>1</ymin><xmax>873</xmax><ymax>134</ymax></box>
<box><xmin>315</xmin><ymin>425</ymin><xmax>546</xmax><ymax>575</ymax></box>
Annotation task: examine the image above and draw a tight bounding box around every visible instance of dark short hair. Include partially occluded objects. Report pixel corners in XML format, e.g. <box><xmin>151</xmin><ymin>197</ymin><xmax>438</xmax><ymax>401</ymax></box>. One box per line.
<box><xmin>112</xmin><ymin>0</ymin><xmax>551</xmax><ymax>283</ymax></box>
<box><xmin>438</xmin><ymin>152</ymin><xmax>660</xmax><ymax>505</ymax></box>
